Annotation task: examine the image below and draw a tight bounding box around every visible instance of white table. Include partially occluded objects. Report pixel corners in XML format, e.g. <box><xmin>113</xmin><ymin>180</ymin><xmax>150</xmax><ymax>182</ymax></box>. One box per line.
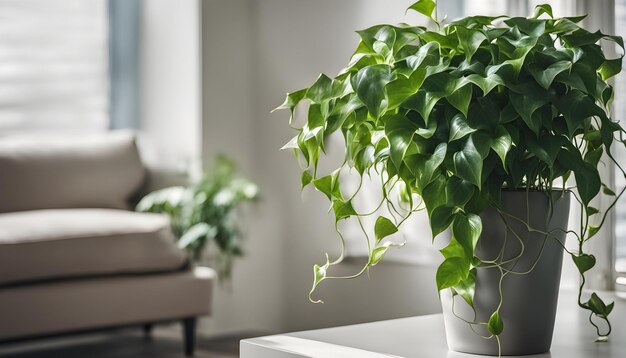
<box><xmin>241</xmin><ymin>291</ymin><xmax>626</xmax><ymax>357</ymax></box>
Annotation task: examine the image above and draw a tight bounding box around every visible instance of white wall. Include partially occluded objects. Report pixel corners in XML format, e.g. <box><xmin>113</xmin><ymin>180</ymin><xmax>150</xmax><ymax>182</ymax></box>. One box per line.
<box><xmin>140</xmin><ymin>0</ymin><xmax>201</xmax><ymax>172</ymax></box>
<box><xmin>199</xmin><ymin>0</ymin><xmax>287</xmax><ymax>336</ymax></box>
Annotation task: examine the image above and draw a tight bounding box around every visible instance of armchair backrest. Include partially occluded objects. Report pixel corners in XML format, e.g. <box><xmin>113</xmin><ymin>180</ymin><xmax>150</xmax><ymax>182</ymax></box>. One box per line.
<box><xmin>0</xmin><ymin>131</ymin><xmax>146</xmax><ymax>213</ymax></box>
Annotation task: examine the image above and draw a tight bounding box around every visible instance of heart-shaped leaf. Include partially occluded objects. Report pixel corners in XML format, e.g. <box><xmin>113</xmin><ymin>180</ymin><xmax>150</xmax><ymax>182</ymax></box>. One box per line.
<box><xmin>407</xmin><ymin>0</ymin><xmax>437</xmax><ymax>21</ymax></box>
<box><xmin>488</xmin><ymin>311</ymin><xmax>504</xmax><ymax>335</ymax></box>
<box><xmin>375</xmin><ymin>216</ymin><xmax>399</xmax><ymax>244</ymax></box>
<box><xmin>453</xmin><ymin>136</ymin><xmax>483</xmax><ymax>187</ymax></box>
<box><xmin>452</xmin><ymin>213</ymin><xmax>482</xmax><ymax>258</ymax></box>
<box><xmin>449</xmin><ymin>113</ymin><xmax>475</xmax><ymax>142</ymax></box>
<box><xmin>436</xmin><ymin>257</ymin><xmax>469</xmax><ymax>290</ymax></box>
<box><xmin>572</xmin><ymin>253</ymin><xmax>596</xmax><ymax>274</ymax></box>
<box><xmin>351</xmin><ymin>64</ymin><xmax>394</xmax><ymax>119</ymax></box>
<box><xmin>491</xmin><ymin>126</ymin><xmax>512</xmax><ymax>167</ymax></box>
<box><xmin>446</xmin><ymin>176</ymin><xmax>475</xmax><ymax>207</ymax></box>
<box><xmin>430</xmin><ymin>205</ymin><xmax>455</xmax><ymax>239</ymax></box>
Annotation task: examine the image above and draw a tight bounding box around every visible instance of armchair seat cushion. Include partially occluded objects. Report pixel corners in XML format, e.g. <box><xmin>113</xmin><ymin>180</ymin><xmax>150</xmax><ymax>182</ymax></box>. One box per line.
<box><xmin>0</xmin><ymin>209</ymin><xmax>187</xmax><ymax>286</ymax></box>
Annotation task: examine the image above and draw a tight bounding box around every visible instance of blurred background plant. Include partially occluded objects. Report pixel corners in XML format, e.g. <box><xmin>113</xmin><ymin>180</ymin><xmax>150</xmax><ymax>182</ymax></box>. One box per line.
<box><xmin>136</xmin><ymin>155</ymin><xmax>260</xmax><ymax>279</ymax></box>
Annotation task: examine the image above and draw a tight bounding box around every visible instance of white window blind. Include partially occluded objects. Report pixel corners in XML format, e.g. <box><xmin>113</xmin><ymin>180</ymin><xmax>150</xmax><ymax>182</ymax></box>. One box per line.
<box><xmin>0</xmin><ymin>0</ymin><xmax>108</xmax><ymax>134</ymax></box>
<box><xmin>613</xmin><ymin>0</ymin><xmax>626</xmax><ymax>273</ymax></box>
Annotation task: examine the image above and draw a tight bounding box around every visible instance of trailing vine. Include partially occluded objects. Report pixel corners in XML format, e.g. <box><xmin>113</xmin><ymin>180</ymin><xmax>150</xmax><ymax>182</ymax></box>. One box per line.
<box><xmin>276</xmin><ymin>0</ymin><xmax>626</xmax><ymax>346</ymax></box>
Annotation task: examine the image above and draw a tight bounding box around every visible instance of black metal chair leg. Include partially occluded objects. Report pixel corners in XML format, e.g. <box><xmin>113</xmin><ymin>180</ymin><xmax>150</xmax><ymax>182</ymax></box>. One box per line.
<box><xmin>182</xmin><ymin>317</ymin><xmax>197</xmax><ymax>356</ymax></box>
<box><xmin>142</xmin><ymin>324</ymin><xmax>153</xmax><ymax>340</ymax></box>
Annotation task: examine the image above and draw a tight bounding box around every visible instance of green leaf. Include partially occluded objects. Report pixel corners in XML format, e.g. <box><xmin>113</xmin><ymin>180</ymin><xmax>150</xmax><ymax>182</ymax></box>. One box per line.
<box><xmin>356</xmin><ymin>25</ymin><xmax>396</xmax><ymax>54</ymax></box>
<box><xmin>509</xmin><ymin>83</ymin><xmax>550</xmax><ymax>134</ymax></box>
<box><xmin>274</xmin><ymin>88</ymin><xmax>307</xmax><ymax>113</ymax></box>
<box><xmin>588</xmin><ymin>293</ymin><xmax>607</xmax><ymax>316</ymax></box>
<box><xmin>385</xmin><ymin>114</ymin><xmax>417</xmax><ymax>169</ymax></box>
<box><xmin>526</xmin><ymin>132</ymin><xmax>565</xmax><ymax>166</ymax></box>
<box><xmin>491</xmin><ymin>126</ymin><xmax>512</xmax><ymax>167</ymax></box>
<box><xmin>436</xmin><ymin>257</ymin><xmax>469</xmax><ymax>291</ymax></box>
<box><xmin>375</xmin><ymin>216</ymin><xmax>399</xmax><ymax>244</ymax></box>
<box><xmin>603</xmin><ymin>185</ymin><xmax>616</xmax><ymax>196</ymax></box>
<box><xmin>453</xmin><ymin>268</ymin><xmax>476</xmax><ymax>308</ymax></box>
<box><xmin>562</xmin><ymin>29</ymin><xmax>604</xmax><ymax>47</ymax></box>
<box><xmin>310</xmin><ymin>255</ymin><xmax>330</xmax><ymax>303</ymax></box>
<box><xmin>488</xmin><ymin>311</ymin><xmax>504</xmax><ymax>335</ymax></box>
<box><xmin>407</xmin><ymin>0</ymin><xmax>437</xmax><ymax>21</ymax></box>
<box><xmin>555</xmin><ymin>90</ymin><xmax>604</xmax><ymax>138</ymax></box>
<box><xmin>422</xmin><ymin>175</ymin><xmax>447</xmax><ymax>215</ymax></box>
<box><xmin>386</xmin><ymin>69</ymin><xmax>426</xmax><ymax>110</ymax></box>
<box><xmin>351</xmin><ymin>64</ymin><xmax>394</xmax><ymax>119</ymax></box>
<box><xmin>558</xmin><ymin>147</ymin><xmax>601</xmax><ymax>206</ymax></box>
<box><xmin>449</xmin><ymin>113</ymin><xmax>475</xmax><ymax>142</ymax></box>
<box><xmin>455</xmin><ymin>26</ymin><xmax>487</xmax><ymax>60</ymax></box>
<box><xmin>406</xmin><ymin>42</ymin><xmax>440</xmax><ymax>69</ymax></box>
<box><xmin>588</xmin><ymin>225</ymin><xmax>600</xmax><ymax>239</ymax></box>
<box><xmin>530</xmin><ymin>61</ymin><xmax>572</xmax><ymax>89</ymax></box>
<box><xmin>587</xmin><ymin>206</ymin><xmax>600</xmax><ymax>215</ymax></box>
<box><xmin>281</xmin><ymin>136</ymin><xmax>299</xmax><ymax>151</ymax></box>
<box><xmin>332</xmin><ymin>199</ymin><xmax>357</xmax><ymax>220</ymax></box>
<box><xmin>298</xmin><ymin>127</ymin><xmax>322</xmax><ymax>169</ymax></box>
<box><xmin>576</xmin><ymin>166</ymin><xmax>601</xmax><ymax>206</ymax></box>
<box><xmin>547</xmin><ymin>18</ymin><xmax>582</xmax><ymax>34</ymax></box>
<box><xmin>340</xmin><ymin>53</ymin><xmax>378</xmax><ymax>76</ymax></box>
<box><xmin>301</xmin><ymin>171</ymin><xmax>313</xmax><ymax>190</ymax></box>
<box><xmin>584</xmin><ymin>147</ymin><xmax>603</xmax><ymax>167</ymax></box>
<box><xmin>504</xmin><ymin>18</ymin><xmax>546</xmax><ymax>37</ymax></box>
<box><xmin>606</xmin><ymin>301</ymin><xmax>615</xmax><ymax>316</ymax></box>
<box><xmin>466</xmin><ymin>72</ymin><xmax>503</xmax><ymax>96</ymax></box>
<box><xmin>178</xmin><ymin>223</ymin><xmax>215</xmax><ymax>249</ymax></box>
<box><xmin>420</xmin><ymin>31</ymin><xmax>459</xmax><ymax>49</ymax></box>
<box><xmin>446</xmin><ymin>176</ymin><xmax>475</xmax><ymax>207</ymax></box>
<box><xmin>405</xmin><ymin>73</ymin><xmax>467</xmax><ymax>124</ymax></box>
<box><xmin>452</xmin><ymin>213</ymin><xmax>482</xmax><ymax>258</ymax></box>
<box><xmin>497</xmin><ymin>33</ymin><xmax>539</xmax><ymax>74</ymax></box>
<box><xmin>430</xmin><ymin>205</ymin><xmax>455</xmax><ymax>238</ymax></box>
<box><xmin>312</xmin><ymin>170</ymin><xmax>342</xmax><ymax>201</ymax></box>
<box><xmin>305</xmin><ymin>74</ymin><xmax>333</xmax><ymax>102</ymax></box>
<box><xmin>369</xmin><ymin>242</ymin><xmax>393</xmax><ymax>266</ymax></box>
<box><xmin>572</xmin><ymin>253</ymin><xmax>596</xmax><ymax>274</ymax></box>
<box><xmin>440</xmin><ymin>237</ymin><xmax>466</xmax><ymax>259</ymax></box>
<box><xmin>453</xmin><ymin>136</ymin><xmax>483</xmax><ymax>187</ymax></box>
<box><xmin>405</xmin><ymin>142</ymin><xmax>447</xmax><ymax>190</ymax></box>
<box><xmin>446</xmin><ymin>83</ymin><xmax>472</xmax><ymax>118</ymax></box>
<box><xmin>499</xmin><ymin>103</ymin><xmax>518</xmax><ymax>124</ymax></box>
<box><xmin>599</xmin><ymin>58</ymin><xmax>623</xmax><ymax>81</ymax></box>
<box><xmin>313</xmin><ymin>264</ymin><xmax>326</xmax><ymax>288</ymax></box>
<box><xmin>533</xmin><ymin>4</ymin><xmax>553</xmax><ymax>18</ymax></box>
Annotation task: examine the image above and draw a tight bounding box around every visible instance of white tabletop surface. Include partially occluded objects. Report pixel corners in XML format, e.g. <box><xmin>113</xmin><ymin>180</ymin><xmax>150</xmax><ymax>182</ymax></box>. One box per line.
<box><xmin>240</xmin><ymin>291</ymin><xmax>626</xmax><ymax>357</ymax></box>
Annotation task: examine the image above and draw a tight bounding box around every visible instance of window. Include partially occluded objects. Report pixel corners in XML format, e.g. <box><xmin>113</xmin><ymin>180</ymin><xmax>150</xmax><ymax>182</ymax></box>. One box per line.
<box><xmin>0</xmin><ymin>0</ymin><xmax>108</xmax><ymax>134</ymax></box>
<box><xmin>614</xmin><ymin>0</ymin><xmax>626</xmax><ymax>276</ymax></box>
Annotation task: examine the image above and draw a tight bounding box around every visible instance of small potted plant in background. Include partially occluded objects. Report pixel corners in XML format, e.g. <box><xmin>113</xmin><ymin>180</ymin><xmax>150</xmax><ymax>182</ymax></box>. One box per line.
<box><xmin>137</xmin><ymin>155</ymin><xmax>259</xmax><ymax>279</ymax></box>
<box><xmin>277</xmin><ymin>1</ymin><xmax>625</xmax><ymax>355</ymax></box>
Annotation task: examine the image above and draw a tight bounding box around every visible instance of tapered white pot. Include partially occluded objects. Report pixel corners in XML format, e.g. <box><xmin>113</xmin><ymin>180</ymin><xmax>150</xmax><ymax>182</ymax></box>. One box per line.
<box><xmin>441</xmin><ymin>190</ymin><xmax>571</xmax><ymax>355</ymax></box>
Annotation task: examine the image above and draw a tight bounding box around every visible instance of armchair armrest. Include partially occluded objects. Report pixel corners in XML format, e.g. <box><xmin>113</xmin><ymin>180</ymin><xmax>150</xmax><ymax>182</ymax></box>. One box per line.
<box><xmin>143</xmin><ymin>166</ymin><xmax>192</xmax><ymax>193</ymax></box>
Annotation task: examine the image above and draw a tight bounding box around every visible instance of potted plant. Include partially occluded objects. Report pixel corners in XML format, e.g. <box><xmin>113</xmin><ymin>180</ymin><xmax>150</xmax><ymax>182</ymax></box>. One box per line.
<box><xmin>276</xmin><ymin>1</ymin><xmax>625</xmax><ymax>356</ymax></box>
<box><xmin>136</xmin><ymin>155</ymin><xmax>259</xmax><ymax>279</ymax></box>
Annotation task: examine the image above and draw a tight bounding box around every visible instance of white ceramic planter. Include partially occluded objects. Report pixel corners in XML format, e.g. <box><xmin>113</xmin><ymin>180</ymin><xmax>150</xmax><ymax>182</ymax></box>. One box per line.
<box><xmin>441</xmin><ymin>190</ymin><xmax>571</xmax><ymax>356</ymax></box>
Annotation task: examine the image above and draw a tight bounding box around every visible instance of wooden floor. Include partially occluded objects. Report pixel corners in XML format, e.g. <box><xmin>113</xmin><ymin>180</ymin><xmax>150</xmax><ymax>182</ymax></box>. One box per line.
<box><xmin>0</xmin><ymin>329</ymin><xmax>263</xmax><ymax>358</ymax></box>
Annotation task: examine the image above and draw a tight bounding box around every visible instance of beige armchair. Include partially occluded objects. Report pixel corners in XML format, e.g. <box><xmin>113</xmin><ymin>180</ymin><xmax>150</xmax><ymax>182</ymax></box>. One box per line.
<box><xmin>0</xmin><ymin>132</ymin><xmax>215</xmax><ymax>356</ymax></box>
